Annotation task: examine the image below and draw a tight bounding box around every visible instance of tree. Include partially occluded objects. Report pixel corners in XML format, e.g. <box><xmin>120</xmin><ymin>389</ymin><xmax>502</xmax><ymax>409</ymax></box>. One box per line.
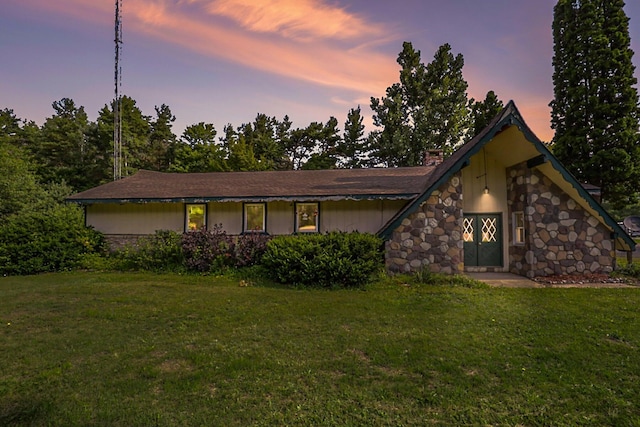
<box><xmin>470</xmin><ymin>91</ymin><xmax>504</xmax><ymax>136</ymax></box>
<box><xmin>148</xmin><ymin>104</ymin><xmax>177</xmax><ymax>171</ymax></box>
<box><xmin>171</xmin><ymin>122</ymin><xmax>227</xmax><ymax>172</ymax></box>
<box><xmin>94</xmin><ymin>96</ymin><xmax>152</xmax><ymax>177</ymax></box>
<box><xmin>550</xmin><ymin>0</ymin><xmax>640</xmax><ymax>208</ymax></box>
<box><xmin>338</xmin><ymin>106</ymin><xmax>366</xmax><ymax>168</ymax></box>
<box><xmin>36</xmin><ymin>98</ymin><xmax>92</xmax><ymax>190</ymax></box>
<box><xmin>369</xmin><ymin>42</ymin><xmax>470</xmax><ymax>166</ymax></box>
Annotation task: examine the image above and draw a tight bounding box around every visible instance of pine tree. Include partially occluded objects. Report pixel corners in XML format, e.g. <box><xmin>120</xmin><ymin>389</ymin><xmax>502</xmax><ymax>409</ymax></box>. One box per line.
<box><xmin>550</xmin><ymin>0</ymin><xmax>640</xmax><ymax>208</ymax></box>
<box><xmin>369</xmin><ymin>42</ymin><xmax>469</xmax><ymax>167</ymax></box>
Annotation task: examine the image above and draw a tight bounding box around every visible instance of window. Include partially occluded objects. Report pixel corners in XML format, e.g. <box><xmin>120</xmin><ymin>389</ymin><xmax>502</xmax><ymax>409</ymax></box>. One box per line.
<box><xmin>513</xmin><ymin>211</ymin><xmax>525</xmax><ymax>245</ymax></box>
<box><xmin>186</xmin><ymin>204</ymin><xmax>206</xmax><ymax>231</ymax></box>
<box><xmin>244</xmin><ymin>203</ymin><xmax>266</xmax><ymax>233</ymax></box>
<box><xmin>296</xmin><ymin>202</ymin><xmax>319</xmax><ymax>233</ymax></box>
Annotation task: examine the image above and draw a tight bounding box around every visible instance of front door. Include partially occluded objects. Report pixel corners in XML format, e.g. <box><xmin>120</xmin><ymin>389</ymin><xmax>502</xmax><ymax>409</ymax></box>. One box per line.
<box><xmin>463</xmin><ymin>214</ymin><xmax>502</xmax><ymax>266</ymax></box>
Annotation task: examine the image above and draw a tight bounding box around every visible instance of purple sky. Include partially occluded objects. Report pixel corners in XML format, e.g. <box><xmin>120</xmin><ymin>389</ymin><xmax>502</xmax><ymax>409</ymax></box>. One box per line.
<box><xmin>2</xmin><ymin>0</ymin><xmax>640</xmax><ymax>143</ymax></box>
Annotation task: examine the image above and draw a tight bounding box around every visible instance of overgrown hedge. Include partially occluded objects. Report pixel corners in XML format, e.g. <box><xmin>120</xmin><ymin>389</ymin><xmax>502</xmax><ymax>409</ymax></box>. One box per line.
<box><xmin>260</xmin><ymin>232</ymin><xmax>383</xmax><ymax>288</ymax></box>
<box><xmin>0</xmin><ymin>204</ymin><xmax>105</xmax><ymax>275</ymax></box>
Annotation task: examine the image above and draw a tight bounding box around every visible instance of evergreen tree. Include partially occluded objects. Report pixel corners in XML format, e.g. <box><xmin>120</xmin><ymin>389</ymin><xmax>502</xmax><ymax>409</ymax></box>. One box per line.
<box><xmin>369</xmin><ymin>42</ymin><xmax>470</xmax><ymax>166</ymax></box>
<box><xmin>470</xmin><ymin>91</ymin><xmax>504</xmax><ymax>136</ymax></box>
<box><xmin>37</xmin><ymin>98</ymin><xmax>95</xmax><ymax>190</ymax></box>
<box><xmin>338</xmin><ymin>106</ymin><xmax>366</xmax><ymax>168</ymax></box>
<box><xmin>95</xmin><ymin>96</ymin><xmax>152</xmax><ymax>177</ymax></box>
<box><xmin>171</xmin><ymin>122</ymin><xmax>227</xmax><ymax>173</ymax></box>
<box><xmin>550</xmin><ymin>0</ymin><xmax>640</xmax><ymax>208</ymax></box>
<box><xmin>149</xmin><ymin>104</ymin><xmax>177</xmax><ymax>171</ymax></box>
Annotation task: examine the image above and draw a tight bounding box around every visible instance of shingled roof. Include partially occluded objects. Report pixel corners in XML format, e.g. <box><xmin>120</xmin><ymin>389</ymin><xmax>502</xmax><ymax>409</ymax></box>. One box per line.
<box><xmin>67</xmin><ymin>167</ymin><xmax>435</xmax><ymax>203</ymax></box>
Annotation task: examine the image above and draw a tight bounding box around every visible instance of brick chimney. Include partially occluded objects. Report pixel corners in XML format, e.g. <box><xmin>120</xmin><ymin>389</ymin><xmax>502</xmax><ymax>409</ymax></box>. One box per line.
<box><xmin>423</xmin><ymin>149</ymin><xmax>444</xmax><ymax>167</ymax></box>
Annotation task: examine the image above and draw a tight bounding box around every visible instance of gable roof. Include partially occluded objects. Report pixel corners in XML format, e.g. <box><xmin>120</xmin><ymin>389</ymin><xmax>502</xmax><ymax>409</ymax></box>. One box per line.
<box><xmin>66</xmin><ymin>167</ymin><xmax>434</xmax><ymax>204</ymax></box>
<box><xmin>377</xmin><ymin>101</ymin><xmax>636</xmax><ymax>252</ymax></box>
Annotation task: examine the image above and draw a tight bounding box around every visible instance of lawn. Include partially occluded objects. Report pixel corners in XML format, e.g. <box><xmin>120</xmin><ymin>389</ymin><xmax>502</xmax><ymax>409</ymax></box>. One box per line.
<box><xmin>1</xmin><ymin>272</ymin><xmax>639</xmax><ymax>426</ymax></box>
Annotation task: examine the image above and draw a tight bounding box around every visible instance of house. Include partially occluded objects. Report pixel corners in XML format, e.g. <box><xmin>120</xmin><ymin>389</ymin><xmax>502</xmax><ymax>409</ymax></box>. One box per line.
<box><xmin>67</xmin><ymin>101</ymin><xmax>636</xmax><ymax>278</ymax></box>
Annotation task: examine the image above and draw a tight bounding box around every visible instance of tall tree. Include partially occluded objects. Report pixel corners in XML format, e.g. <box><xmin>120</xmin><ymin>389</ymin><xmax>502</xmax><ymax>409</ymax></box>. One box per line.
<box><xmin>171</xmin><ymin>122</ymin><xmax>227</xmax><ymax>172</ymax></box>
<box><xmin>550</xmin><ymin>0</ymin><xmax>640</xmax><ymax>208</ymax></box>
<box><xmin>94</xmin><ymin>96</ymin><xmax>151</xmax><ymax>177</ymax></box>
<box><xmin>338</xmin><ymin>106</ymin><xmax>366</xmax><ymax>168</ymax></box>
<box><xmin>301</xmin><ymin>117</ymin><xmax>341</xmax><ymax>170</ymax></box>
<box><xmin>369</xmin><ymin>42</ymin><xmax>470</xmax><ymax>166</ymax></box>
<box><xmin>149</xmin><ymin>104</ymin><xmax>177</xmax><ymax>171</ymax></box>
<box><xmin>470</xmin><ymin>91</ymin><xmax>504</xmax><ymax>136</ymax></box>
<box><xmin>37</xmin><ymin>98</ymin><xmax>92</xmax><ymax>189</ymax></box>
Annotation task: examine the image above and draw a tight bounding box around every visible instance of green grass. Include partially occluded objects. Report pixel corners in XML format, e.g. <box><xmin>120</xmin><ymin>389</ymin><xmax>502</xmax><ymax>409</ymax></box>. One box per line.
<box><xmin>1</xmin><ymin>272</ymin><xmax>640</xmax><ymax>426</ymax></box>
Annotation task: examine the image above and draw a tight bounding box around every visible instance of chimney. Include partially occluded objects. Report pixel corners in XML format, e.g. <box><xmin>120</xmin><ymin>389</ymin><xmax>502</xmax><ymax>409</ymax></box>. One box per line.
<box><xmin>423</xmin><ymin>149</ymin><xmax>444</xmax><ymax>167</ymax></box>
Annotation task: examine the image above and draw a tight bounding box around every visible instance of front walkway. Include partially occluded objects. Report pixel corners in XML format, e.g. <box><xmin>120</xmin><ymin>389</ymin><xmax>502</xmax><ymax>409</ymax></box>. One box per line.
<box><xmin>465</xmin><ymin>272</ymin><xmax>542</xmax><ymax>288</ymax></box>
<box><xmin>466</xmin><ymin>272</ymin><xmax>636</xmax><ymax>288</ymax></box>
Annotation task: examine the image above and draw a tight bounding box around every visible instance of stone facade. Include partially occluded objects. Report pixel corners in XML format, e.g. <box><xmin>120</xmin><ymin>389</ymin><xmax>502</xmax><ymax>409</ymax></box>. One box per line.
<box><xmin>386</xmin><ymin>173</ymin><xmax>464</xmax><ymax>274</ymax></box>
<box><xmin>506</xmin><ymin>162</ymin><xmax>614</xmax><ymax>278</ymax></box>
<box><xmin>104</xmin><ymin>234</ymin><xmax>144</xmax><ymax>250</ymax></box>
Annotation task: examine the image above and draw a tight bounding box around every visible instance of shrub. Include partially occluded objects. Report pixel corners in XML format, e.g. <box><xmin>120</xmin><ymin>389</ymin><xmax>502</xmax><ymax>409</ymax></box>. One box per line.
<box><xmin>234</xmin><ymin>233</ymin><xmax>271</xmax><ymax>267</ymax></box>
<box><xmin>616</xmin><ymin>261</ymin><xmax>640</xmax><ymax>279</ymax></box>
<box><xmin>0</xmin><ymin>204</ymin><xmax>105</xmax><ymax>275</ymax></box>
<box><xmin>115</xmin><ymin>230</ymin><xmax>184</xmax><ymax>273</ymax></box>
<box><xmin>181</xmin><ymin>225</ymin><xmax>234</xmax><ymax>273</ymax></box>
<box><xmin>260</xmin><ymin>232</ymin><xmax>383</xmax><ymax>288</ymax></box>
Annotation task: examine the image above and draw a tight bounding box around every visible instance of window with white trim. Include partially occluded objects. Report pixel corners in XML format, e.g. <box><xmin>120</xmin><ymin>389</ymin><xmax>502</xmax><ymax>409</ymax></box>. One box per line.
<box><xmin>244</xmin><ymin>203</ymin><xmax>266</xmax><ymax>233</ymax></box>
<box><xmin>186</xmin><ymin>204</ymin><xmax>207</xmax><ymax>231</ymax></box>
<box><xmin>296</xmin><ymin>202</ymin><xmax>319</xmax><ymax>233</ymax></box>
<box><xmin>513</xmin><ymin>211</ymin><xmax>525</xmax><ymax>245</ymax></box>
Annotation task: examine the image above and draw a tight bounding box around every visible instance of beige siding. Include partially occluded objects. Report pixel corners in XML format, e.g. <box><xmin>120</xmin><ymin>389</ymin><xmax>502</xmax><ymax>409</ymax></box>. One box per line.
<box><xmin>320</xmin><ymin>200</ymin><xmax>406</xmax><ymax>233</ymax></box>
<box><xmin>209</xmin><ymin>202</ymin><xmax>242</xmax><ymax>234</ymax></box>
<box><xmin>267</xmin><ymin>201</ymin><xmax>295</xmax><ymax>235</ymax></box>
<box><xmin>86</xmin><ymin>203</ymin><xmax>183</xmax><ymax>234</ymax></box>
<box><xmin>88</xmin><ymin>199</ymin><xmax>407</xmax><ymax>237</ymax></box>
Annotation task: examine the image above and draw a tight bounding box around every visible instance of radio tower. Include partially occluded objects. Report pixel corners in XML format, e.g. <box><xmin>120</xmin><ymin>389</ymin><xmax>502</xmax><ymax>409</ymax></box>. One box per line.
<box><xmin>113</xmin><ymin>0</ymin><xmax>123</xmax><ymax>180</ymax></box>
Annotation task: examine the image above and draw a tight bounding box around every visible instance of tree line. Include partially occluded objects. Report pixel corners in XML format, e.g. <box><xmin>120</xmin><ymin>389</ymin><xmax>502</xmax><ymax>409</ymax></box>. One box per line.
<box><xmin>0</xmin><ymin>42</ymin><xmax>503</xmax><ymax>196</ymax></box>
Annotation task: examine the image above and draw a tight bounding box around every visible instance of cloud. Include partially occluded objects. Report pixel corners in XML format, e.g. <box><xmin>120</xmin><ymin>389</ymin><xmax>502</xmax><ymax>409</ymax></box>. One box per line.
<box><xmin>124</xmin><ymin>0</ymin><xmax>398</xmax><ymax>96</ymax></box>
<box><xmin>204</xmin><ymin>0</ymin><xmax>383</xmax><ymax>41</ymax></box>
<box><xmin>21</xmin><ymin>0</ymin><xmax>398</xmax><ymax>98</ymax></box>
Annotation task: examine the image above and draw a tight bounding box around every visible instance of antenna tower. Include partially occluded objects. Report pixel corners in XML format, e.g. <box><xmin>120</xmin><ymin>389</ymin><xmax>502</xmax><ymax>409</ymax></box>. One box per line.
<box><xmin>113</xmin><ymin>0</ymin><xmax>123</xmax><ymax>180</ymax></box>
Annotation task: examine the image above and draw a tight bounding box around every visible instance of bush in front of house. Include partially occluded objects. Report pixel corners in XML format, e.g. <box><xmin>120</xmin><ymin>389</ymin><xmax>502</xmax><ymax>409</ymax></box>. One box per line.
<box><xmin>234</xmin><ymin>232</ymin><xmax>271</xmax><ymax>267</ymax></box>
<box><xmin>115</xmin><ymin>230</ymin><xmax>185</xmax><ymax>273</ymax></box>
<box><xmin>260</xmin><ymin>232</ymin><xmax>383</xmax><ymax>288</ymax></box>
<box><xmin>181</xmin><ymin>224</ymin><xmax>235</xmax><ymax>272</ymax></box>
<box><xmin>0</xmin><ymin>204</ymin><xmax>105</xmax><ymax>275</ymax></box>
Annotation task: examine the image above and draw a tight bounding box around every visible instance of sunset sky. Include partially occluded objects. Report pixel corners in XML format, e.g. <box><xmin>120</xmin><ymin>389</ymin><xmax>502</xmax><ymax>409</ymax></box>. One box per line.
<box><xmin>2</xmin><ymin>0</ymin><xmax>640</xmax><ymax>143</ymax></box>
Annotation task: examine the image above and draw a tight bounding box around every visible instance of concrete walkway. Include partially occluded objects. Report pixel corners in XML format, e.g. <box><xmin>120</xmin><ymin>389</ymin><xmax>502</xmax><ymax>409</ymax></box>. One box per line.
<box><xmin>466</xmin><ymin>272</ymin><xmax>636</xmax><ymax>288</ymax></box>
<box><xmin>465</xmin><ymin>272</ymin><xmax>543</xmax><ymax>288</ymax></box>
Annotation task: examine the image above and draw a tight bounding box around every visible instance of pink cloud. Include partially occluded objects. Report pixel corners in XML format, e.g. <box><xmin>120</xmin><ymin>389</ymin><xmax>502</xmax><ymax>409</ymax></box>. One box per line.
<box><xmin>19</xmin><ymin>0</ymin><xmax>398</xmax><ymax>99</ymax></box>
<box><xmin>204</xmin><ymin>0</ymin><xmax>384</xmax><ymax>41</ymax></box>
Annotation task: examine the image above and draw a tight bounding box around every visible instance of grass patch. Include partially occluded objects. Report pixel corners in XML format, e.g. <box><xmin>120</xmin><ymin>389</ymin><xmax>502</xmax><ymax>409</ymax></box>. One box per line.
<box><xmin>1</xmin><ymin>272</ymin><xmax>639</xmax><ymax>426</ymax></box>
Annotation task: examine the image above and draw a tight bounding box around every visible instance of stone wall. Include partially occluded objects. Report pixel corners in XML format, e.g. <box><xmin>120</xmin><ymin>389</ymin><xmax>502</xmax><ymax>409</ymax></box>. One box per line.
<box><xmin>507</xmin><ymin>162</ymin><xmax>614</xmax><ymax>278</ymax></box>
<box><xmin>386</xmin><ymin>173</ymin><xmax>464</xmax><ymax>274</ymax></box>
<box><xmin>104</xmin><ymin>234</ymin><xmax>144</xmax><ymax>251</ymax></box>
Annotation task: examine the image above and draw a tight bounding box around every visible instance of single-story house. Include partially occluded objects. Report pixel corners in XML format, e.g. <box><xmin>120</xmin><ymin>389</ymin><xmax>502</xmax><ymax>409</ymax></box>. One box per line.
<box><xmin>67</xmin><ymin>101</ymin><xmax>636</xmax><ymax>278</ymax></box>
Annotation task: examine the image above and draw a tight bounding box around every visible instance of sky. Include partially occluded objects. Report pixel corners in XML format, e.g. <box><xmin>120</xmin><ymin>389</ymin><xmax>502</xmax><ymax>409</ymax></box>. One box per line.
<box><xmin>2</xmin><ymin>0</ymin><xmax>640</xmax><ymax>143</ymax></box>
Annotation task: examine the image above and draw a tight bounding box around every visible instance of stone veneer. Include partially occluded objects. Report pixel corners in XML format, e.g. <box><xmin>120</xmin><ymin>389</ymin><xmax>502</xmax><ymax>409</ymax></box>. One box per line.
<box><xmin>507</xmin><ymin>162</ymin><xmax>614</xmax><ymax>278</ymax></box>
<box><xmin>386</xmin><ymin>173</ymin><xmax>464</xmax><ymax>274</ymax></box>
<box><xmin>104</xmin><ymin>234</ymin><xmax>144</xmax><ymax>250</ymax></box>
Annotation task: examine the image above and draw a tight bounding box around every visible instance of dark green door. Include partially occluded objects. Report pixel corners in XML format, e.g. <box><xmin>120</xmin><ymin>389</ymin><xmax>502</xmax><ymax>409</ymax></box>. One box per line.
<box><xmin>463</xmin><ymin>214</ymin><xmax>502</xmax><ymax>267</ymax></box>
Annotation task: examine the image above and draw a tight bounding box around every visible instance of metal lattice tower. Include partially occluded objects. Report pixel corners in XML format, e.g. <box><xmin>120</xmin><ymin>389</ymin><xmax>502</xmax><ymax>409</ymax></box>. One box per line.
<box><xmin>113</xmin><ymin>0</ymin><xmax>123</xmax><ymax>180</ymax></box>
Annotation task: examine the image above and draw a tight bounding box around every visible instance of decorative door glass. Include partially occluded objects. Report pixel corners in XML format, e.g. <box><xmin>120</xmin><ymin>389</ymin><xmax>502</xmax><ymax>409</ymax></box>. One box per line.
<box><xmin>481</xmin><ymin>217</ymin><xmax>497</xmax><ymax>242</ymax></box>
